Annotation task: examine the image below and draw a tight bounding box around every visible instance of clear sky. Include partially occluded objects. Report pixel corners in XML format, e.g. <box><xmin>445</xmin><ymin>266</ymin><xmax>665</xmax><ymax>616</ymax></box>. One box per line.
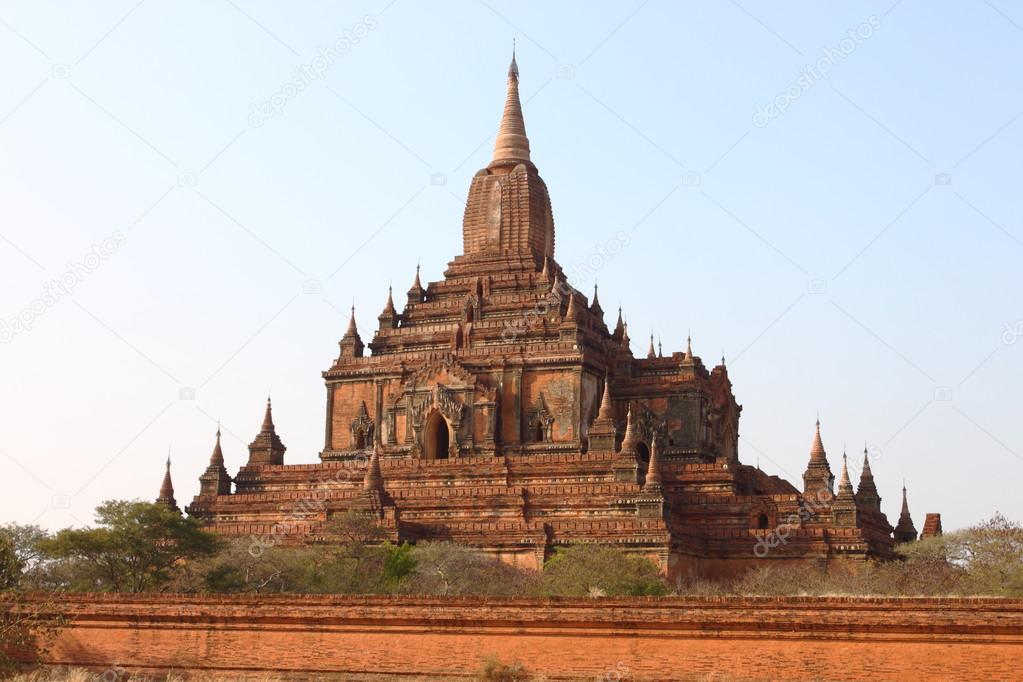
<box><xmin>1</xmin><ymin>1</ymin><xmax>1020</xmax><ymax>532</ymax></box>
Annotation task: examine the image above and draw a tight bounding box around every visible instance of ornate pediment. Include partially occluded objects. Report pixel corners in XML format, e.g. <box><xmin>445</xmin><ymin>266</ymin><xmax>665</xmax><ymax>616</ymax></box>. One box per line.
<box><xmin>404</xmin><ymin>354</ymin><xmax>477</xmax><ymax>391</ymax></box>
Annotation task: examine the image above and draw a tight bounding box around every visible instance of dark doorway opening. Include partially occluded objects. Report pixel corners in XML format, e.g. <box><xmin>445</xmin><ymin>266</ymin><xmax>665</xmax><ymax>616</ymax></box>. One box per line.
<box><xmin>424</xmin><ymin>412</ymin><xmax>449</xmax><ymax>460</ymax></box>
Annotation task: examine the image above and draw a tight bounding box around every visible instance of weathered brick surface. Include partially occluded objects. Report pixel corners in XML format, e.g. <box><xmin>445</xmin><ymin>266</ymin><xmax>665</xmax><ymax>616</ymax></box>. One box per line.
<box><xmin>16</xmin><ymin>594</ymin><xmax>1023</xmax><ymax>680</ymax></box>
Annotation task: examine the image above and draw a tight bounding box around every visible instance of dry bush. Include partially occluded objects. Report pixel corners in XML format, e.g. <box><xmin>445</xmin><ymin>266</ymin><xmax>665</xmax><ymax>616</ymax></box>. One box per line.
<box><xmin>478</xmin><ymin>656</ymin><xmax>530</xmax><ymax>682</ymax></box>
<box><xmin>540</xmin><ymin>545</ymin><xmax>668</xmax><ymax>597</ymax></box>
<box><xmin>404</xmin><ymin>543</ymin><xmax>539</xmax><ymax>597</ymax></box>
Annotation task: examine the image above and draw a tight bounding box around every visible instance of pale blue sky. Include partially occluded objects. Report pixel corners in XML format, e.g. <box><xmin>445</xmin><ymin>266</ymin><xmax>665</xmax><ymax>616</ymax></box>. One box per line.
<box><xmin>1</xmin><ymin>1</ymin><xmax>1020</xmax><ymax>532</ymax></box>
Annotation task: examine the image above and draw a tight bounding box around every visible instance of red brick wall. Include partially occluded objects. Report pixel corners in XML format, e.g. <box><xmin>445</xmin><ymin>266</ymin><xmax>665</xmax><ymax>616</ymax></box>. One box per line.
<box><xmin>17</xmin><ymin>594</ymin><xmax>1023</xmax><ymax>680</ymax></box>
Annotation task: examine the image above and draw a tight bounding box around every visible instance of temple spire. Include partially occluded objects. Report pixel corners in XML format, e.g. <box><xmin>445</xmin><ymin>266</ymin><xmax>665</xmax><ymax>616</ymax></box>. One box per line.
<box><xmin>894</xmin><ymin>482</ymin><xmax>918</xmax><ymax>543</ymax></box>
<box><xmin>644</xmin><ymin>437</ymin><xmax>663</xmax><ymax>492</ymax></box>
<box><xmin>211</xmin><ymin>425</ymin><xmax>224</xmax><ymax>467</ymax></box>
<box><xmin>157</xmin><ymin>456</ymin><xmax>178</xmax><ymax>512</ymax></box>
<box><xmin>345</xmin><ymin>306</ymin><xmax>358</xmax><ymax>337</ymax></box>
<box><xmin>340</xmin><ymin>306</ymin><xmax>365</xmax><ymax>358</ymax></box>
<box><xmin>261</xmin><ymin>396</ymin><xmax>275</xmax><ymax>432</ymax></box>
<box><xmin>379</xmin><ymin>285</ymin><xmax>398</xmax><ymax>329</ymax></box>
<box><xmin>565</xmin><ymin>290</ymin><xmax>579</xmax><ymax>320</ymax></box>
<box><xmin>802</xmin><ymin>418</ymin><xmax>835</xmax><ymax>495</ymax></box>
<box><xmin>247</xmin><ymin>396</ymin><xmax>287</xmax><ymax>466</ymax></box>
<box><xmin>364</xmin><ymin>445</ymin><xmax>384</xmax><ymax>492</ymax></box>
<box><xmin>490</xmin><ymin>47</ymin><xmax>531</xmax><ymax>168</ymax></box>
<box><xmin>198</xmin><ymin>425</ymin><xmax>232</xmax><ymax>497</ymax></box>
<box><xmin>613</xmin><ymin>306</ymin><xmax>625</xmax><ymax>341</ymax></box>
<box><xmin>647</xmin><ymin>333</ymin><xmax>656</xmax><ymax>359</ymax></box>
<box><xmin>683</xmin><ymin>334</ymin><xmax>694</xmax><ymax>363</ymax></box>
<box><xmin>590</xmin><ymin>283</ymin><xmax>604</xmax><ymax>318</ymax></box>
<box><xmin>855</xmin><ymin>445</ymin><xmax>881</xmax><ymax>511</ymax></box>
<box><xmin>809</xmin><ymin>418</ymin><xmax>827</xmax><ymax>464</ymax></box>
<box><xmin>837</xmin><ymin>451</ymin><xmax>855</xmax><ymax>498</ymax></box>
<box><xmin>619</xmin><ymin>404</ymin><xmax>639</xmax><ymax>456</ymax></box>
<box><xmin>597</xmin><ymin>376</ymin><xmax>614</xmax><ymax>421</ymax></box>
<box><xmin>407</xmin><ymin>263</ymin><xmax>424</xmax><ymax>305</ymax></box>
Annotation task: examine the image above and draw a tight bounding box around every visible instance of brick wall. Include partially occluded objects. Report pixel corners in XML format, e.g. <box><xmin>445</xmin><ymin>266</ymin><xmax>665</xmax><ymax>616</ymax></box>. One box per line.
<box><xmin>14</xmin><ymin>594</ymin><xmax>1023</xmax><ymax>680</ymax></box>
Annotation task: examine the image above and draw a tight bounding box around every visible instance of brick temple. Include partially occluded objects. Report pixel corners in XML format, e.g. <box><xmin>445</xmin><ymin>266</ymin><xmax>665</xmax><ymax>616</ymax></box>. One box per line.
<box><xmin>175</xmin><ymin>54</ymin><xmax>934</xmax><ymax>579</ymax></box>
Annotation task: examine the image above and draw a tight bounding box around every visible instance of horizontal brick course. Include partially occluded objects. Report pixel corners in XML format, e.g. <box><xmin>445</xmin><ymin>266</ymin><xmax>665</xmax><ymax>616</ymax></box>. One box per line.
<box><xmin>10</xmin><ymin>594</ymin><xmax>1023</xmax><ymax>680</ymax></box>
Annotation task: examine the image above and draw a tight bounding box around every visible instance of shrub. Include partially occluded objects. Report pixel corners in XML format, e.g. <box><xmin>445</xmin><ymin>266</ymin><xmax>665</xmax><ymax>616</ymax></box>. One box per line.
<box><xmin>541</xmin><ymin>545</ymin><xmax>668</xmax><ymax>597</ymax></box>
<box><xmin>0</xmin><ymin>533</ymin><xmax>22</xmax><ymax>592</ymax></box>
<box><xmin>479</xmin><ymin>655</ymin><xmax>529</xmax><ymax>682</ymax></box>
<box><xmin>404</xmin><ymin>543</ymin><xmax>538</xmax><ymax>597</ymax></box>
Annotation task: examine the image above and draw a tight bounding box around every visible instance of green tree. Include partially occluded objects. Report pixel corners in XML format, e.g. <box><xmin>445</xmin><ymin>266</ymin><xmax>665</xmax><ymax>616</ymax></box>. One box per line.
<box><xmin>38</xmin><ymin>500</ymin><xmax>221</xmax><ymax>593</ymax></box>
<box><xmin>901</xmin><ymin>513</ymin><xmax>1023</xmax><ymax>596</ymax></box>
<box><xmin>1</xmin><ymin>524</ymin><xmax>51</xmax><ymax>591</ymax></box>
<box><xmin>0</xmin><ymin>533</ymin><xmax>22</xmax><ymax>592</ymax></box>
<box><xmin>541</xmin><ymin>545</ymin><xmax>668</xmax><ymax>597</ymax></box>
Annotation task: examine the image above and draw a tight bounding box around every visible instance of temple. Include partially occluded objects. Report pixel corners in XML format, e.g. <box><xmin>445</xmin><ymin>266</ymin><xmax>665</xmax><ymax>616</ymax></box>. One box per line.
<box><xmin>177</xmin><ymin>53</ymin><xmax>930</xmax><ymax>579</ymax></box>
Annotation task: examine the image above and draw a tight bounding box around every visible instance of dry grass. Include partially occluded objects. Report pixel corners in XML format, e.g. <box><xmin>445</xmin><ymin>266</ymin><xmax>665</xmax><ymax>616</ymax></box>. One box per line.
<box><xmin>5</xmin><ymin>668</ymin><xmax>743</xmax><ymax>682</ymax></box>
<box><xmin>5</xmin><ymin>669</ymin><xmax>450</xmax><ymax>682</ymax></box>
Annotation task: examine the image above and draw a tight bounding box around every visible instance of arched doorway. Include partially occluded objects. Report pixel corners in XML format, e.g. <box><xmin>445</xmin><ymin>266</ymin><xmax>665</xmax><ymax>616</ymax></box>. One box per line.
<box><xmin>423</xmin><ymin>411</ymin><xmax>449</xmax><ymax>460</ymax></box>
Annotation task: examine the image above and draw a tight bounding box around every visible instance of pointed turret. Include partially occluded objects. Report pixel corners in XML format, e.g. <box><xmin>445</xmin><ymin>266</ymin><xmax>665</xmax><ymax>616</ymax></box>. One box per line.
<box><xmin>613</xmin><ymin>306</ymin><xmax>625</xmax><ymax>341</ymax></box>
<box><xmin>855</xmin><ymin>446</ymin><xmax>881</xmax><ymax>512</ymax></box>
<box><xmin>647</xmin><ymin>334</ymin><xmax>656</xmax><ymax>359</ymax></box>
<box><xmin>802</xmin><ymin>418</ymin><xmax>835</xmax><ymax>496</ymax></box>
<box><xmin>210</xmin><ymin>426</ymin><xmax>224</xmax><ymax>467</ymax></box>
<box><xmin>489</xmin><ymin>48</ymin><xmax>531</xmax><ymax>169</ymax></box>
<box><xmin>156</xmin><ymin>457</ymin><xmax>179</xmax><ymax>512</ymax></box>
<box><xmin>590</xmin><ymin>284</ymin><xmax>604</xmax><ymax>319</ymax></box>
<box><xmin>540</xmin><ymin>256</ymin><xmax>550</xmax><ymax>281</ymax></box>
<box><xmin>588</xmin><ymin>376</ymin><xmax>618</xmax><ymax>452</ymax></box>
<box><xmin>658</xmin><ymin>338</ymin><xmax>663</xmax><ymax>358</ymax></box>
<box><xmin>247</xmin><ymin>397</ymin><xmax>287</xmax><ymax>466</ymax></box>
<box><xmin>682</xmin><ymin>335</ymin><xmax>694</xmax><ymax>364</ymax></box>
<box><xmin>620</xmin><ymin>405</ymin><xmax>638</xmax><ymax>456</ymax></box>
<box><xmin>378</xmin><ymin>286</ymin><xmax>398</xmax><ymax>329</ymax></box>
<box><xmin>832</xmin><ymin>450</ymin><xmax>858</xmax><ymax>526</ymax></box>
<box><xmin>894</xmin><ymin>483</ymin><xmax>918</xmax><ymax>543</ymax></box>
<box><xmin>564</xmin><ymin>290</ymin><xmax>579</xmax><ymax>320</ymax></box>
<box><xmin>363</xmin><ymin>445</ymin><xmax>383</xmax><ymax>492</ymax></box>
<box><xmin>809</xmin><ymin>419</ymin><xmax>827</xmax><ymax>464</ymax></box>
<box><xmin>339</xmin><ymin>306</ymin><xmax>365</xmax><ymax>358</ymax></box>
<box><xmin>407</xmin><ymin>263</ymin><xmax>424</xmax><ymax>305</ymax></box>
<box><xmin>597</xmin><ymin>377</ymin><xmax>614</xmax><ymax>421</ymax></box>
<box><xmin>837</xmin><ymin>452</ymin><xmax>855</xmax><ymax>499</ymax></box>
<box><xmin>199</xmin><ymin>425</ymin><xmax>233</xmax><ymax>497</ymax></box>
<box><xmin>460</xmin><ymin>53</ymin><xmax>554</xmax><ymax>266</ymax></box>
<box><xmin>643</xmin><ymin>438</ymin><xmax>663</xmax><ymax>493</ymax></box>
<box><xmin>612</xmin><ymin>403</ymin><xmax>640</xmax><ymax>482</ymax></box>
